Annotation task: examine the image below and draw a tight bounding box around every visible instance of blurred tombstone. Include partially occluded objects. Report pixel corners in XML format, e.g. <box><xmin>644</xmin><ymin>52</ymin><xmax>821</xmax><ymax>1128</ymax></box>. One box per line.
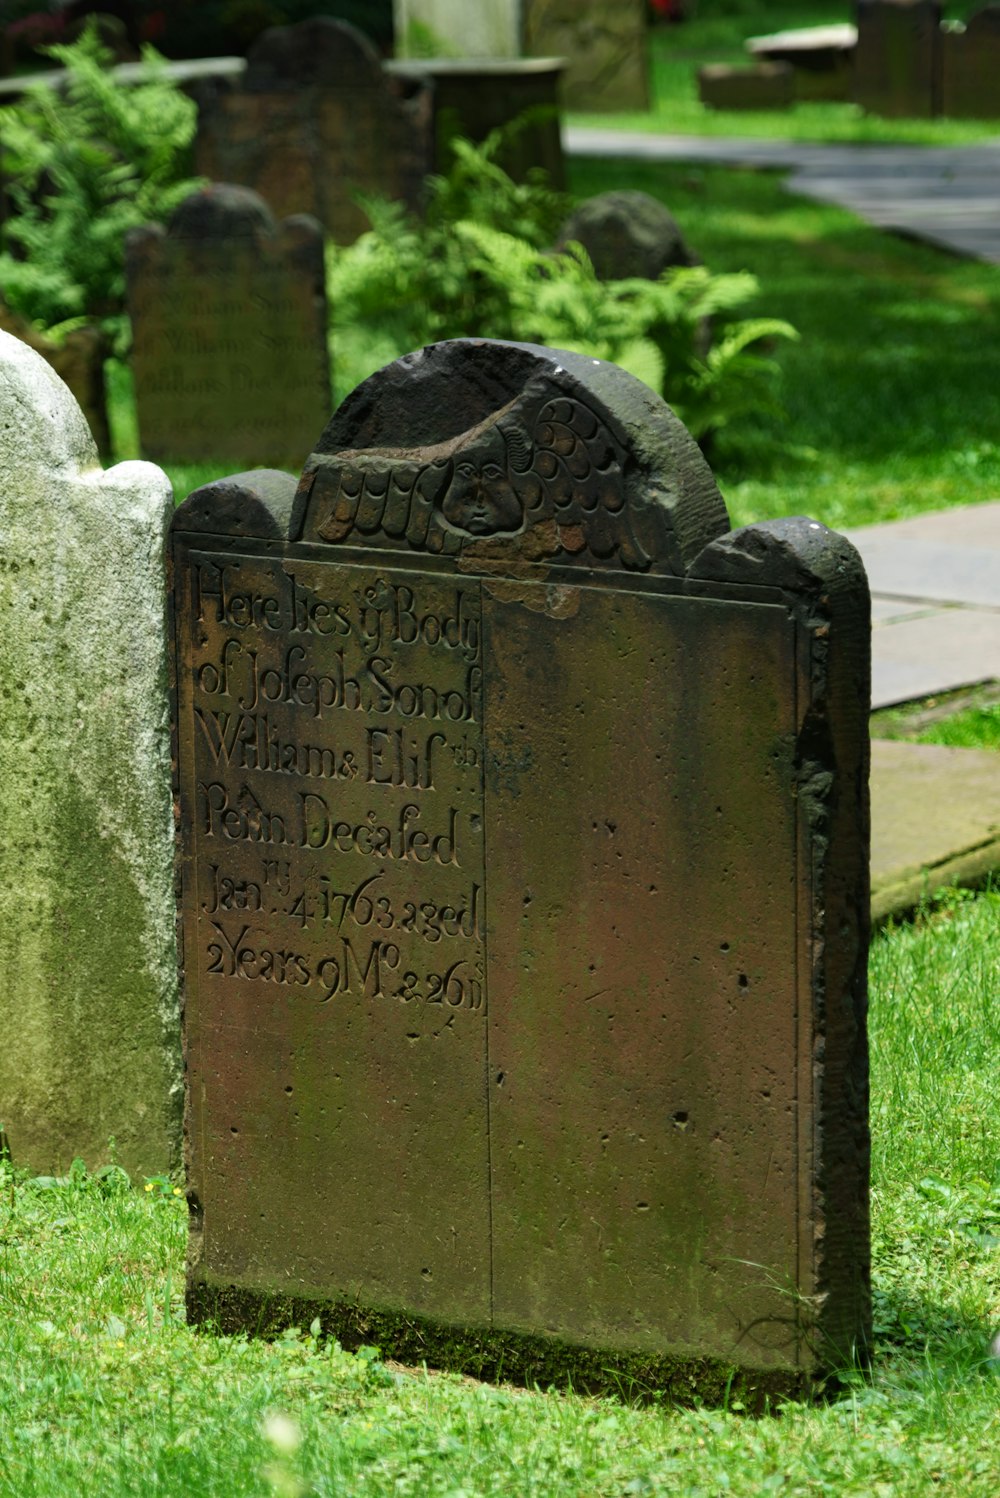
<box><xmin>522</xmin><ymin>0</ymin><xmax>650</xmax><ymax>112</ymax></box>
<box><xmin>555</xmin><ymin>191</ymin><xmax>698</xmax><ymax>280</ymax></box>
<box><xmin>698</xmin><ymin>62</ymin><xmax>795</xmax><ymax>111</ymax></box>
<box><xmin>174</xmin><ymin>338</ymin><xmax>872</xmax><ymax>1402</ymax></box>
<box><xmin>854</xmin><ymin>0</ymin><xmax>943</xmax><ymax>119</ymax></box>
<box><xmin>126</xmin><ymin>184</ymin><xmax>329</xmax><ymax>469</ymax></box>
<box><xmin>0</xmin><ymin>329</ymin><xmax>178</xmax><ymax>1178</ymax></box>
<box><xmin>941</xmin><ymin>6</ymin><xmax>1000</xmax><ymax>119</ymax></box>
<box><xmin>193</xmin><ymin>17</ymin><xmax>433</xmax><ymax>244</ymax></box>
<box><xmin>393</xmin><ymin>0</ymin><xmax>519</xmax><ymax>57</ymax></box>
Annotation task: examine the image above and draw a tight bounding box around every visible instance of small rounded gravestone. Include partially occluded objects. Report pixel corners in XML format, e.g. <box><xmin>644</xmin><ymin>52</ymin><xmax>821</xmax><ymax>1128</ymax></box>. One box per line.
<box><xmin>556</xmin><ymin>190</ymin><xmax>698</xmax><ymax>281</ymax></box>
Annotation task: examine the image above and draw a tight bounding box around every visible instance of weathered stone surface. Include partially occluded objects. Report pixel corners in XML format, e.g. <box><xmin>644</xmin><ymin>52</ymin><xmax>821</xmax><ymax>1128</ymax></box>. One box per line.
<box><xmin>193</xmin><ymin>18</ymin><xmax>433</xmax><ymax>243</ymax></box>
<box><xmin>523</xmin><ymin>0</ymin><xmax>649</xmax><ymax>113</ymax></box>
<box><xmin>870</xmin><ymin>740</ymin><xmax>1000</xmax><ymax>921</ymax></box>
<box><xmin>393</xmin><ymin>0</ymin><xmax>520</xmax><ymax>57</ymax></box>
<box><xmin>555</xmin><ymin>190</ymin><xmax>697</xmax><ymax>279</ymax></box>
<box><xmin>126</xmin><ymin>184</ymin><xmax>330</xmax><ymax>468</ymax></box>
<box><xmin>854</xmin><ymin>0</ymin><xmax>942</xmax><ymax>119</ymax></box>
<box><xmin>174</xmin><ymin>340</ymin><xmax>870</xmax><ymax>1400</ymax></box>
<box><xmin>941</xmin><ymin>5</ymin><xmax>1000</xmax><ymax>120</ymax></box>
<box><xmin>698</xmin><ymin>62</ymin><xmax>795</xmax><ymax>112</ymax></box>
<box><xmin>0</xmin><ymin>299</ymin><xmax>110</xmax><ymax>461</ymax></box>
<box><xmin>0</xmin><ymin>330</ymin><xmax>178</xmax><ymax>1177</ymax></box>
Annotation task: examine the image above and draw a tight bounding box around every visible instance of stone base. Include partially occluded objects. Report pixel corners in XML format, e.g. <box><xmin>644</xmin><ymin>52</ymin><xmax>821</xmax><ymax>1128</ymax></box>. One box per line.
<box><xmin>187</xmin><ymin>1277</ymin><xmax>819</xmax><ymax>1409</ymax></box>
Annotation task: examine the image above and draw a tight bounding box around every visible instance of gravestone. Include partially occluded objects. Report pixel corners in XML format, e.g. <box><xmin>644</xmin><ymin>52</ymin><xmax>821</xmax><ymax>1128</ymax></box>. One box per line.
<box><xmin>174</xmin><ymin>340</ymin><xmax>871</xmax><ymax>1401</ymax></box>
<box><xmin>393</xmin><ymin>0</ymin><xmax>519</xmax><ymax>57</ymax></box>
<box><xmin>555</xmin><ymin>191</ymin><xmax>697</xmax><ymax>280</ymax></box>
<box><xmin>523</xmin><ymin>0</ymin><xmax>650</xmax><ymax>112</ymax></box>
<box><xmin>0</xmin><ymin>298</ymin><xmax>111</xmax><ymax>461</ymax></box>
<box><xmin>384</xmin><ymin>57</ymin><xmax>566</xmax><ymax>189</ymax></box>
<box><xmin>0</xmin><ymin>330</ymin><xmax>179</xmax><ymax>1177</ymax></box>
<box><xmin>854</xmin><ymin>0</ymin><xmax>942</xmax><ymax>119</ymax></box>
<box><xmin>126</xmin><ymin>185</ymin><xmax>329</xmax><ymax>469</ymax></box>
<box><xmin>698</xmin><ymin>62</ymin><xmax>795</xmax><ymax>111</ymax></box>
<box><xmin>941</xmin><ymin>6</ymin><xmax>1000</xmax><ymax>119</ymax></box>
<box><xmin>193</xmin><ymin>18</ymin><xmax>432</xmax><ymax>243</ymax></box>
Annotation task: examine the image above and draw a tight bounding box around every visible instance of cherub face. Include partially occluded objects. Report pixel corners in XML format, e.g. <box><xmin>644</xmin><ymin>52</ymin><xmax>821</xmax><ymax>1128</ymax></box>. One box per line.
<box><xmin>440</xmin><ymin>427</ymin><xmax>525</xmax><ymax>537</ymax></box>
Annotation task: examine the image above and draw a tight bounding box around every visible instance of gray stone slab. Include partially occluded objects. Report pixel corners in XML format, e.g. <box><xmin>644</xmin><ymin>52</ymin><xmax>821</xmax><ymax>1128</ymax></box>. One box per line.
<box><xmin>844</xmin><ymin>502</ymin><xmax>1000</xmax><ymax>608</ymax></box>
<box><xmin>870</xmin><ymin>598</ymin><xmax>936</xmax><ymax>623</ymax></box>
<box><xmin>869</xmin><ymin>607</ymin><xmax>1000</xmax><ymax>707</ymax></box>
<box><xmin>870</xmin><ymin>739</ymin><xmax>1000</xmax><ymax>920</ymax></box>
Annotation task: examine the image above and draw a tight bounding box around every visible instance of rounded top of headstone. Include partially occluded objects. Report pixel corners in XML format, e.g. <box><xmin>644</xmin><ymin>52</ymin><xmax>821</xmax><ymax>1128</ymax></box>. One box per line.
<box><xmin>556</xmin><ymin>191</ymin><xmax>697</xmax><ymax>281</ymax></box>
<box><xmin>167</xmin><ymin>184</ymin><xmax>276</xmax><ymax>240</ymax></box>
<box><xmin>245</xmin><ymin>17</ymin><xmax>383</xmax><ymax>91</ymax></box>
<box><xmin>0</xmin><ymin>328</ymin><xmax>97</xmax><ymax>474</ymax></box>
<box><xmin>294</xmin><ymin>339</ymin><xmax>729</xmax><ymax>577</ymax></box>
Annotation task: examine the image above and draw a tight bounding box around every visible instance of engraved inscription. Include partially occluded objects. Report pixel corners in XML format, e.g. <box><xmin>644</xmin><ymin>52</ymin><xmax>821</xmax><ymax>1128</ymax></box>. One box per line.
<box><xmin>185</xmin><ymin>554</ymin><xmax>486</xmax><ymax>1021</ymax></box>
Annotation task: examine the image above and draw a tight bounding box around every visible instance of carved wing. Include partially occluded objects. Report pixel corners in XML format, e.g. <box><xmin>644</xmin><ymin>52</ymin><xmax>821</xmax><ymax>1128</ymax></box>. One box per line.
<box><xmin>313</xmin><ymin>454</ymin><xmax>461</xmax><ymax>555</ymax></box>
<box><xmin>511</xmin><ymin>394</ymin><xmax>651</xmax><ymax>569</ymax></box>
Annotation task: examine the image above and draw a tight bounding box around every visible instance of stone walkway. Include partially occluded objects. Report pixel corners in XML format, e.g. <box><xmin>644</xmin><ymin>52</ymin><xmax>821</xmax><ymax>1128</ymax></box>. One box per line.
<box><xmin>846</xmin><ymin>502</ymin><xmax>1000</xmax><ymax>918</ymax></box>
<box><xmin>564</xmin><ymin>127</ymin><xmax>1000</xmax><ymax>262</ymax></box>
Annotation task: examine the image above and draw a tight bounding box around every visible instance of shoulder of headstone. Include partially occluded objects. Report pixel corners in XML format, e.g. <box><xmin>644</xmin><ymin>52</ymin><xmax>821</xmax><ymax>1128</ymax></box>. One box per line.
<box><xmin>688</xmin><ymin>515</ymin><xmax>870</xmax><ymax>617</ymax></box>
<box><xmin>173</xmin><ymin>469</ymin><xmax>299</xmax><ymax>539</ymax></box>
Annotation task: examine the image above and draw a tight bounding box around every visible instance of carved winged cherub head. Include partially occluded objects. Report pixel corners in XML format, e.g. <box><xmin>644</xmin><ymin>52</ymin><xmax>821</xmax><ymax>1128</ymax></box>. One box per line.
<box><xmin>439</xmin><ymin>417</ymin><xmax>533</xmax><ymax>537</ymax></box>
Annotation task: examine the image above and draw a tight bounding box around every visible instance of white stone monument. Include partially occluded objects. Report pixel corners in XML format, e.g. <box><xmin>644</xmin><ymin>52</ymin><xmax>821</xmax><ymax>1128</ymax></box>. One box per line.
<box><xmin>394</xmin><ymin>0</ymin><xmax>520</xmax><ymax>58</ymax></box>
<box><xmin>0</xmin><ymin>330</ymin><xmax>179</xmax><ymax>1177</ymax></box>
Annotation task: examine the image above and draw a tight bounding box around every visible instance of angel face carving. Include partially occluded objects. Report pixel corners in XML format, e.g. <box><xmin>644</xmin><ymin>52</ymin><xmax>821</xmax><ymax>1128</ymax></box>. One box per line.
<box><xmin>440</xmin><ymin>426</ymin><xmax>526</xmax><ymax>537</ymax></box>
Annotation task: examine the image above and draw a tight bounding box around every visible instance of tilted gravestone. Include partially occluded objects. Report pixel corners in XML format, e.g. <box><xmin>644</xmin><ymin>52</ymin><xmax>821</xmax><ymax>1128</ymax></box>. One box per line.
<box><xmin>523</xmin><ymin>0</ymin><xmax>650</xmax><ymax>112</ymax></box>
<box><xmin>0</xmin><ymin>299</ymin><xmax>111</xmax><ymax>461</ymax></box>
<box><xmin>173</xmin><ymin>340</ymin><xmax>871</xmax><ymax>1401</ymax></box>
<box><xmin>0</xmin><ymin>330</ymin><xmax>179</xmax><ymax>1177</ymax></box>
<box><xmin>193</xmin><ymin>18</ymin><xmax>433</xmax><ymax>244</ymax></box>
<box><xmin>126</xmin><ymin>184</ymin><xmax>329</xmax><ymax>469</ymax></box>
<box><xmin>854</xmin><ymin>0</ymin><xmax>942</xmax><ymax>119</ymax></box>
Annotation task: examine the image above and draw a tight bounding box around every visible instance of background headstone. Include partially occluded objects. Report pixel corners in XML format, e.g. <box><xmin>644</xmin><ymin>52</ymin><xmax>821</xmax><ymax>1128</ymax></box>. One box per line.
<box><xmin>126</xmin><ymin>184</ymin><xmax>329</xmax><ymax>469</ymax></box>
<box><xmin>556</xmin><ymin>190</ymin><xmax>697</xmax><ymax>279</ymax></box>
<box><xmin>384</xmin><ymin>56</ymin><xmax>565</xmax><ymax>187</ymax></box>
<box><xmin>698</xmin><ymin>62</ymin><xmax>796</xmax><ymax>111</ymax></box>
<box><xmin>174</xmin><ymin>339</ymin><xmax>871</xmax><ymax>1400</ymax></box>
<box><xmin>393</xmin><ymin>0</ymin><xmax>519</xmax><ymax>57</ymax></box>
<box><xmin>941</xmin><ymin>5</ymin><xmax>1000</xmax><ymax>119</ymax></box>
<box><xmin>854</xmin><ymin>0</ymin><xmax>943</xmax><ymax>119</ymax></box>
<box><xmin>0</xmin><ymin>298</ymin><xmax>111</xmax><ymax>461</ymax></box>
<box><xmin>194</xmin><ymin>18</ymin><xmax>433</xmax><ymax>244</ymax></box>
<box><xmin>523</xmin><ymin>0</ymin><xmax>650</xmax><ymax>112</ymax></box>
<box><xmin>0</xmin><ymin>330</ymin><xmax>178</xmax><ymax>1177</ymax></box>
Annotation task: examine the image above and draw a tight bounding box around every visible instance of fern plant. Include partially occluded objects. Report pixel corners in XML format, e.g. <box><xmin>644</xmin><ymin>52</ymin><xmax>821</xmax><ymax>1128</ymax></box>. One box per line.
<box><xmin>0</xmin><ymin>19</ymin><xmax>202</xmax><ymax>347</ymax></box>
<box><xmin>328</xmin><ymin>138</ymin><xmax>796</xmax><ymax>444</ymax></box>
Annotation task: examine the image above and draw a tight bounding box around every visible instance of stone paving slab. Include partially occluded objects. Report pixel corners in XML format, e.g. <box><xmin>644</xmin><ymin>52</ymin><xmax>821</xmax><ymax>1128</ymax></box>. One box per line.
<box><xmin>871</xmin><ymin>739</ymin><xmax>1000</xmax><ymax>921</ymax></box>
<box><xmin>844</xmin><ymin>502</ymin><xmax>1000</xmax><ymax>706</ymax></box>
<box><xmin>868</xmin><ymin>608</ymin><xmax>1000</xmax><ymax>707</ymax></box>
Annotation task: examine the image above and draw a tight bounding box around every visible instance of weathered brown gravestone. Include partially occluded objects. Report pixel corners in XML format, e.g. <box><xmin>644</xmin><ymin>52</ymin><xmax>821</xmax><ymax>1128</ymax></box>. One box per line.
<box><xmin>854</xmin><ymin>0</ymin><xmax>942</xmax><ymax>119</ymax></box>
<box><xmin>941</xmin><ymin>5</ymin><xmax>1000</xmax><ymax>119</ymax></box>
<box><xmin>174</xmin><ymin>340</ymin><xmax>871</xmax><ymax>1401</ymax></box>
<box><xmin>193</xmin><ymin>18</ymin><xmax>432</xmax><ymax>244</ymax></box>
<box><xmin>126</xmin><ymin>184</ymin><xmax>329</xmax><ymax>468</ymax></box>
<box><xmin>523</xmin><ymin>0</ymin><xmax>650</xmax><ymax>113</ymax></box>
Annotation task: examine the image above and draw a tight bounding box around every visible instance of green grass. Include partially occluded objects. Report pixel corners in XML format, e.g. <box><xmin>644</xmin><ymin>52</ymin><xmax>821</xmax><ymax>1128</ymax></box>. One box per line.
<box><xmin>568</xmin><ymin>154</ymin><xmax>1000</xmax><ymax>530</ymax></box>
<box><xmin>872</xmin><ymin>686</ymin><xmax>1000</xmax><ymax>749</ymax></box>
<box><xmin>1</xmin><ymin>886</ymin><xmax>998</xmax><ymax>1495</ymax></box>
<box><xmin>570</xmin><ymin>4</ymin><xmax>1000</xmax><ymax>144</ymax></box>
